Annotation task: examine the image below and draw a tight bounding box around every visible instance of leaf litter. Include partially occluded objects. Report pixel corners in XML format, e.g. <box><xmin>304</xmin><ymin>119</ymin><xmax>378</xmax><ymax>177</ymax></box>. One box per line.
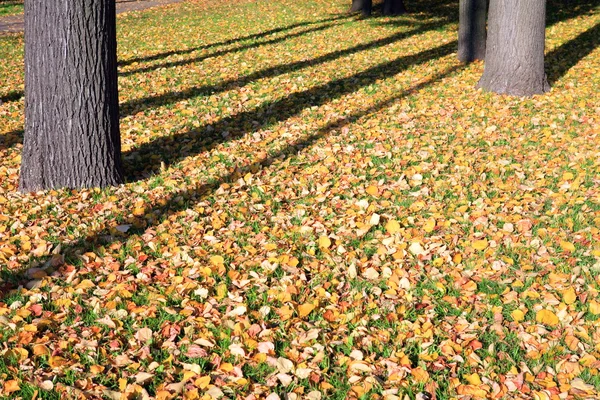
<box><xmin>0</xmin><ymin>0</ymin><xmax>600</xmax><ymax>398</ymax></box>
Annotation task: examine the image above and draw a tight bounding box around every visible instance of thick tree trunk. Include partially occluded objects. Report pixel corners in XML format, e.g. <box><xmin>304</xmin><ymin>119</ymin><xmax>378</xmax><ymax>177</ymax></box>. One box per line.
<box><xmin>349</xmin><ymin>0</ymin><xmax>372</xmax><ymax>16</ymax></box>
<box><xmin>477</xmin><ymin>0</ymin><xmax>550</xmax><ymax>96</ymax></box>
<box><xmin>383</xmin><ymin>0</ymin><xmax>407</xmax><ymax>15</ymax></box>
<box><xmin>457</xmin><ymin>0</ymin><xmax>487</xmax><ymax>62</ymax></box>
<box><xmin>20</xmin><ymin>0</ymin><xmax>124</xmax><ymax>191</ymax></box>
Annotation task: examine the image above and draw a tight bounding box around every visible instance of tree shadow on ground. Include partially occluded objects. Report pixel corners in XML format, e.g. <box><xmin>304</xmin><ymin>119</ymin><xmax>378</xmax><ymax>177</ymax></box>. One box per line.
<box><xmin>121</xmin><ymin>18</ymin><xmax>451</xmax><ymax>116</ymax></box>
<box><xmin>1</xmin><ymin>0</ymin><xmax>596</xmax><ymax>149</ymax></box>
<box><xmin>122</xmin><ymin>39</ymin><xmax>457</xmax><ymax>181</ymax></box>
<box><xmin>545</xmin><ymin>21</ymin><xmax>600</xmax><ymax>84</ymax></box>
<box><xmin>0</xmin><ymin>90</ymin><xmax>23</xmax><ymax>104</ymax></box>
<box><xmin>0</xmin><ymin>128</ymin><xmax>22</xmax><ymax>151</ymax></box>
<box><xmin>119</xmin><ymin>13</ymin><xmax>357</xmax><ymax>68</ymax></box>
<box><xmin>0</xmin><ymin>62</ymin><xmax>464</xmax><ymax>301</ymax></box>
<box><xmin>120</xmin><ymin>20</ymin><xmax>355</xmax><ymax>77</ymax></box>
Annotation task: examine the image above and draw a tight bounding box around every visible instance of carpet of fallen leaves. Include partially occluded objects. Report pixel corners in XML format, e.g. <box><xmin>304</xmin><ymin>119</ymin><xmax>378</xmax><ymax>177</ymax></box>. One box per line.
<box><xmin>1</xmin><ymin>0</ymin><xmax>599</xmax><ymax>399</ymax></box>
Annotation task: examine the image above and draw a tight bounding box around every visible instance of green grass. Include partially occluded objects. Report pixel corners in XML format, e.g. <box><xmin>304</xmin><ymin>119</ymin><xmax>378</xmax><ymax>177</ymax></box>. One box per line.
<box><xmin>0</xmin><ymin>1</ymin><xmax>22</xmax><ymax>16</ymax></box>
<box><xmin>0</xmin><ymin>0</ymin><xmax>600</xmax><ymax>398</ymax></box>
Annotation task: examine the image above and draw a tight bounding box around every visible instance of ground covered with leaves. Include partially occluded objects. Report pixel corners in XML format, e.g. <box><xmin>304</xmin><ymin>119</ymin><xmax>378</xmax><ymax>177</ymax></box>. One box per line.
<box><xmin>0</xmin><ymin>0</ymin><xmax>599</xmax><ymax>399</ymax></box>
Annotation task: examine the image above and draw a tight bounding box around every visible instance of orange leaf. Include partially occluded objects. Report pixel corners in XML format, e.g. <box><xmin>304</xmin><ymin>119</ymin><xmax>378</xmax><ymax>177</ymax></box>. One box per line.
<box><xmin>411</xmin><ymin>367</ymin><xmax>429</xmax><ymax>383</ymax></box>
<box><xmin>298</xmin><ymin>303</ymin><xmax>316</xmax><ymax>318</ymax></box>
<box><xmin>365</xmin><ymin>185</ymin><xmax>379</xmax><ymax>196</ymax></box>
<box><xmin>3</xmin><ymin>380</ymin><xmax>20</xmax><ymax>394</ymax></box>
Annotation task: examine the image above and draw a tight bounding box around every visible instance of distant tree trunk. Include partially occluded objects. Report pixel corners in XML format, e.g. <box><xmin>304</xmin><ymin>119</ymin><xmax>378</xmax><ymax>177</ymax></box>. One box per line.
<box><xmin>477</xmin><ymin>0</ymin><xmax>550</xmax><ymax>96</ymax></box>
<box><xmin>349</xmin><ymin>0</ymin><xmax>372</xmax><ymax>16</ymax></box>
<box><xmin>20</xmin><ymin>0</ymin><xmax>124</xmax><ymax>191</ymax></box>
<box><xmin>383</xmin><ymin>0</ymin><xmax>407</xmax><ymax>15</ymax></box>
<box><xmin>457</xmin><ymin>0</ymin><xmax>487</xmax><ymax>62</ymax></box>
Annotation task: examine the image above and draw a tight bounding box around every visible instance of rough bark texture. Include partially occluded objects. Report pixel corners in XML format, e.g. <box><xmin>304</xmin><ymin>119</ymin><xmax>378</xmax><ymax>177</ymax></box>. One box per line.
<box><xmin>349</xmin><ymin>0</ymin><xmax>372</xmax><ymax>16</ymax></box>
<box><xmin>383</xmin><ymin>0</ymin><xmax>407</xmax><ymax>15</ymax></box>
<box><xmin>457</xmin><ymin>0</ymin><xmax>487</xmax><ymax>62</ymax></box>
<box><xmin>477</xmin><ymin>0</ymin><xmax>550</xmax><ymax>96</ymax></box>
<box><xmin>20</xmin><ymin>0</ymin><xmax>124</xmax><ymax>191</ymax></box>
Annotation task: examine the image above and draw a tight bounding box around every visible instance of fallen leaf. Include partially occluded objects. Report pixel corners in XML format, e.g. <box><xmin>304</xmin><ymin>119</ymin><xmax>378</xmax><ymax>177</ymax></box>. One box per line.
<box><xmin>536</xmin><ymin>309</ymin><xmax>559</xmax><ymax>327</ymax></box>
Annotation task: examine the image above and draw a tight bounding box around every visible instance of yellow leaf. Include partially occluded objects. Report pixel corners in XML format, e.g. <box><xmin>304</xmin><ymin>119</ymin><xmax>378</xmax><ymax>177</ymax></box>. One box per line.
<box><xmin>133</xmin><ymin>207</ymin><xmax>145</xmax><ymax>217</ymax></box>
<box><xmin>265</xmin><ymin>243</ymin><xmax>277</xmax><ymax>251</ymax></box>
<box><xmin>536</xmin><ymin>309</ymin><xmax>559</xmax><ymax>326</ymax></box>
<box><xmin>464</xmin><ymin>372</ymin><xmax>482</xmax><ymax>385</ymax></box>
<box><xmin>562</xmin><ymin>287</ymin><xmax>577</xmax><ymax>305</ymax></box>
<box><xmin>4</xmin><ymin>348</ymin><xmax>28</xmax><ymax>362</ymax></box>
<box><xmin>298</xmin><ymin>303</ymin><xmax>316</xmax><ymax>318</ymax></box>
<box><xmin>318</xmin><ymin>236</ymin><xmax>331</xmax><ymax>249</ymax></box>
<box><xmin>589</xmin><ymin>300</ymin><xmax>600</xmax><ymax>315</ymax></box>
<box><xmin>365</xmin><ymin>185</ymin><xmax>379</xmax><ymax>196</ymax></box>
<box><xmin>511</xmin><ymin>309</ymin><xmax>525</xmax><ymax>322</ymax></box>
<box><xmin>472</xmin><ymin>239</ymin><xmax>488</xmax><ymax>251</ymax></box>
<box><xmin>562</xmin><ymin>172</ymin><xmax>574</xmax><ymax>181</ymax></box>
<box><xmin>220</xmin><ymin>363</ymin><xmax>234</xmax><ymax>372</ymax></box>
<box><xmin>411</xmin><ymin>367</ymin><xmax>429</xmax><ymax>383</ymax></box>
<box><xmin>215</xmin><ymin>283</ymin><xmax>228</xmax><ymax>300</ymax></box>
<box><xmin>423</xmin><ymin>218</ymin><xmax>436</xmax><ymax>233</ymax></box>
<box><xmin>210</xmin><ymin>255</ymin><xmax>224</xmax><ymax>266</ymax></box>
<box><xmin>194</xmin><ymin>376</ymin><xmax>211</xmax><ymax>389</ymax></box>
<box><xmin>560</xmin><ymin>241</ymin><xmax>575</xmax><ymax>252</ymax></box>
<box><xmin>182</xmin><ymin>370</ymin><xmax>197</xmax><ymax>381</ymax></box>
<box><xmin>385</xmin><ymin>220</ymin><xmax>401</xmax><ymax>234</ymax></box>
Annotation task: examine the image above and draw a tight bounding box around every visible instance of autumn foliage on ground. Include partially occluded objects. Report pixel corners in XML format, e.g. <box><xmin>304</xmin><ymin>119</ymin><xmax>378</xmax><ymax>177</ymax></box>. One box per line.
<box><xmin>0</xmin><ymin>0</ymin><xmax>599</xmax><ymax>398</ymax></box>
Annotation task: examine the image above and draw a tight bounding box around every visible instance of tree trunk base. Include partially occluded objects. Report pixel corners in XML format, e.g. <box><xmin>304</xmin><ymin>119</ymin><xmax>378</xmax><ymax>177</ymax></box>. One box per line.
<box><xmin>20</xmin><ymin>0</ymin><xmax>124</xmax><ymax>192</ymax></box>
<box><xmin>476</xmin><ymin>76</ymin><xmax>550</xmax><ymax>97</ymax></box>
<box><xmin>476</xmin><ymin>0</ymin><xmax>550</xmax><ymax>97</ymax></box>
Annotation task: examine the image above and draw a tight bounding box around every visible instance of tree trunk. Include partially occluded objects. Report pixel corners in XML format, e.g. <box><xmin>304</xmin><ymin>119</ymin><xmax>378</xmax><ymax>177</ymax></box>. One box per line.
<box><xmin>477</xmin><ymin>0</ymin><xmax>550</xmax><ymax>96</ymax></box>
<box><xmin>20</xmin><ymin>0</ymin><xmax>124</xmax><ymax>192</ymax></box>
<box><xmin>349</xmin><ymin>0</ymin><xmax>372</xmax><ymax>16</ymax></box>
<box><xmin>383</xmin><ymin>0</ymin><xmax>407</xmax><ymax>15</ymax></box>
<box><xmin>457</xmin><ymin>0</ymin><xmax>487</xmax><ymax>62</ymax></box>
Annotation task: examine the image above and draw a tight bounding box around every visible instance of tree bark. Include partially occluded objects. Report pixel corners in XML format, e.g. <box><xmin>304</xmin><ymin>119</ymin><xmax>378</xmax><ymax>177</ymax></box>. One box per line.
<box><xmin>20</xmin><ymin>0</ymin><xmax>124</xmax><ymax>191</ymax></box>
<box><xmin>349</xmin><ymin>0</ymin><xmax>372</xmax><ymax>16</ymax></box>
<box><xmin>457</xmin><ymin>0</ymin><xmax>487</xmax><ymax>62</ymax></box>
<box><xmin>383</xmin><ymin>0</ymin><xmax>407</xmax><ymax>15</ymax></box>
<box><xmin>477</xmin><ymin>0</ymin><xmax>550</xmax><ymax>96</ymax></box>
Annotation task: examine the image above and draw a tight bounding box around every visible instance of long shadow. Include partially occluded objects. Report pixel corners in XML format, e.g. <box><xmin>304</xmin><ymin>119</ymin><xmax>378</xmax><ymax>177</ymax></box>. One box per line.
<box><xmin>0</xmin><ymin>90</ymin><xmax>23</xmax><ymax>104</ymax></box>
<box><xmin>0</xmin><ymin>64</ymin><xmax>463</xmax><ymax>301</ymax></box>
<box><xmin>121</xmin><ymin>19</ymin><xmax>451</xmax><ymax>115</ymax></box>
<box><xmin>118</xmin><ymin>14</ymin><xmax>355</xmax><ymax>68</ymax></box>
<box><xmin>0</xmin><ymin>128</ymin><xmax>23</xmax><ymax>151</ymax></box>
<box><xmin>120</xmin><ymin>20</ymin><xmax>351</xmax><ymax>77</ymax></box>
<box><xmin>0</xmin><ymin>20</ymin><xmax>448</xmax><ymax>152</ymax></box>
<box><xmin>545</xmin><ymin>21</ymin><xmax>600</xmax><ymax>84</ymax></box>
<box><xmin>546</xmin><ymin>0</ymin><xmax>599</xmax><ymax>26</ymax></box>
<box><xmin>123</xmin><ymin>40</ymin><xmax>458</xmax><ymax>181</ymax></box>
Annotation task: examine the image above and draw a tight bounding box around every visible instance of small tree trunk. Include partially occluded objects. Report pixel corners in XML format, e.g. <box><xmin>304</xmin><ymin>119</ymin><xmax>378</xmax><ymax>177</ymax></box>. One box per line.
<box><xmin>383</xmin><ymin>0</ymin><xmax>407</xmax><ymax>15</ymax></box>
<box><xmin>477</xmin><ymin>0</ymin><xmax>550</xmax><ymax>96</ymax></box>
<box><xmin>349</xmin><ymin>0</ymin><xmax>372</xmax><ymax>16</ymax></box>
<box><xmin>20</xmin><ymin>0</ymin><xmax>124</xmax><ymax>191</ymax></box>
<box><xmin>457</xmin><ymin>0</ymin><xmax>487</xmax><ymax>62</ymax></box>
